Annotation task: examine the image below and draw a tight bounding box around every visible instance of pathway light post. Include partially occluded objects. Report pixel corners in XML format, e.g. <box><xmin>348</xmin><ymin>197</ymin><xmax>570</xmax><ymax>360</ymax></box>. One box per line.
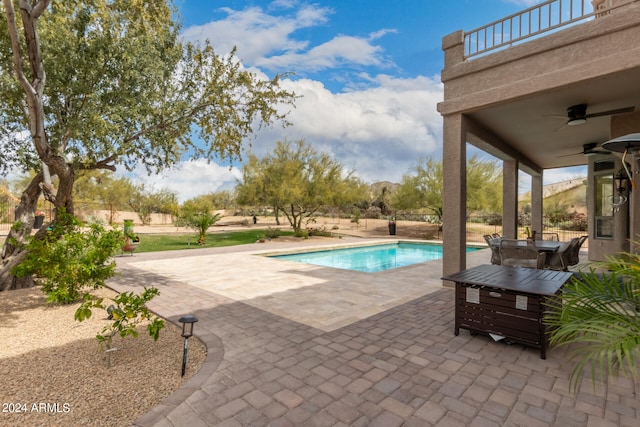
<box><xmin>179</xmin><ymin>315</ymin><xmax>198</xmax><ymax>377</ymax></box>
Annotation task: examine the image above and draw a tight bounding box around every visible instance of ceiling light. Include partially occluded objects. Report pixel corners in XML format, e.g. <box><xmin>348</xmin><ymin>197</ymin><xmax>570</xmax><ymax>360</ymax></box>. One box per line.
<box><xmin>567</xmin><ymin>117</ymin><xmax>586</xmax><ymax>126</ymax></box>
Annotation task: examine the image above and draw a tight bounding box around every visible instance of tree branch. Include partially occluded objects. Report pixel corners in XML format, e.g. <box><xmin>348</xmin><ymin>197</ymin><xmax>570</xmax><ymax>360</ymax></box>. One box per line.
<box><xmin>78</xmin><ymin>155</ymin><xmax>118</xmax><ymax>172</ymax></box>
<box><xmin>29</xmin><ymin>0</ymin><xmax>50</xmax><ymax>19</ymax></box>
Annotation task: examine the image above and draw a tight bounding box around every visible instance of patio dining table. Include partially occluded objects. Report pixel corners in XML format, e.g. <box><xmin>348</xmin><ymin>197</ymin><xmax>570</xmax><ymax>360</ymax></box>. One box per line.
<box><xmin>488</xmin><ymin>238</ymin><xmax>562</xmax><ymax>253</ymax></box>
<box><xmin>488</xmin><ymin>238</ymin><xmax>563</xmax><ymax>267</ymax></box>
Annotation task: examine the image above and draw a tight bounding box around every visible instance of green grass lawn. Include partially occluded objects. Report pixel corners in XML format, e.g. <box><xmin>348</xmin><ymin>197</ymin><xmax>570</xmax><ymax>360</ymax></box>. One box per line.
<box><xmin>134</xmin><ymin>229</ymin><xmax>296</xmax><ymax>253</ymax></box>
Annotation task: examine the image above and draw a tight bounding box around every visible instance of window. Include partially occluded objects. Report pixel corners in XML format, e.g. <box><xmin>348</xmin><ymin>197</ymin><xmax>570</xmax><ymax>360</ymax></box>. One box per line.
<box><xmin>594</xmin><ymin>172</ymin><xmax>614</xmax><ymax>239</ymax></box>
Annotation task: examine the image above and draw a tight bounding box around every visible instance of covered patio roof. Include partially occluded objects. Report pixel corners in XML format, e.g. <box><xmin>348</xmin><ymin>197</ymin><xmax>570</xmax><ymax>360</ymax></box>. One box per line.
<box><xmin>438</xmin><ymin>0</ymin><xmax>640</xmax><ymax>275</ymax></box>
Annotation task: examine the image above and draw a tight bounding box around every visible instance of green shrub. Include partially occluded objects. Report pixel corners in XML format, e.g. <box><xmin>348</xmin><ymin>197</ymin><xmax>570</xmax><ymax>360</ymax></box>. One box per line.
<box><xmin>546</xmin><ymin>250</ymin><xmax>640</xmax><ymax>391</ymax></box>
<box><xmin>13</xmin><ymin>210</ymin><xmax>123</xmax><ymax>304</ymax></box>
<box><xmin>294</xmin><ymin>229</ymin><xmax>309</xmax><ymax>238</ymax></box>
<box><xmin>309</xmin><ymin>226</ymin><xmax>332</xmax><ymax>237</ymax></box>
<box><xmin>76</xmin><ymin>288</ymin><xmax>165</xmax><ymax>351</ymax></box>
<box><xmin>264</xmin><ymin>227</ymin><xmax>281</xmax><ymax>239</ymax></box>
<box><xmin>181</xmin><ymin>211</ymin><xmax>222</xmax><ymax>245</ymax></box>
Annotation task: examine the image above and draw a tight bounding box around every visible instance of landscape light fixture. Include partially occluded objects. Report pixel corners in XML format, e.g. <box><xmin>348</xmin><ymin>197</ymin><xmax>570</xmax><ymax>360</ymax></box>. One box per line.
<box><xmin>179</xmin><ymin>315</ymin><xmax>198</xmax><ymax>377</ymax></box>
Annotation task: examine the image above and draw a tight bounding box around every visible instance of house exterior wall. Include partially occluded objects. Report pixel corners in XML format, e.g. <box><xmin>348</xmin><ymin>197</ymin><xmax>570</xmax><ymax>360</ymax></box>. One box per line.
<box><xmin>439</xmin><ymin>1</ymin><xmax>640</xmax><ymax>274</ymax></box>
<box><xmin>439</xmin><ymin>4</ymin><xmax>640</xmax><ymax>115</ymax></box>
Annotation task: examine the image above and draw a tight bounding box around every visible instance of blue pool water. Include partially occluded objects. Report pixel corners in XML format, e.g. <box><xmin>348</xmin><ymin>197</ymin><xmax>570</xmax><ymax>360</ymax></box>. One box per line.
<box><xmin>270</xmin><ymin>242</ymin><xmax>480</xmax><ymax>273</ymax></box>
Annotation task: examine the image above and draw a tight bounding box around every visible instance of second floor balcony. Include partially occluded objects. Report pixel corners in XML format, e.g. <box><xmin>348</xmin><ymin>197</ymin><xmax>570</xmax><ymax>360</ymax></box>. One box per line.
<box><xmin>464</xmin><ymin>0</ymin><xmax>637</xmax><ymax>59</ymax></box>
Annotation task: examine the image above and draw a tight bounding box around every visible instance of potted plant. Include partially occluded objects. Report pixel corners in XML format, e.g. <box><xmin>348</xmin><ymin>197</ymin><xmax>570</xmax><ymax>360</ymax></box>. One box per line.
<box><xmin>122</xmin><ymin>219</ymin><xmax>139</xmax><ymax>254</ymax></box>
<box><xmin>33</xmin><ymin>211</ymin><xmax>45</xmax><ymax>229</ymax></box>
<box><xmin>545</xmin><ymin>249</ymin><xmax>640</xmax><ymax>390</ymax></box>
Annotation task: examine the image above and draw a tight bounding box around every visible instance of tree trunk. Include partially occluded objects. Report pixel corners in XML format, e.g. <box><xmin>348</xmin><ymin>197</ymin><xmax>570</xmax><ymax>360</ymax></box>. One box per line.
<box><xmin>1</xmin><ymin>0</ymin><xmax>77</xmax><ymax>291</ymax></box>
<box><xmin>0</xmin><ymin>162</ymin><xmax>75</xmax><ymax>292</ymax></box>
<box><xmin>274</xmin><ymin>206</ymin><xmax>280</xmax><ymax>225</ymax></box>
<box><xmin>0</xmin><ymin>173</ymin><xmax>43</xmax><ymax>291</ymax></box>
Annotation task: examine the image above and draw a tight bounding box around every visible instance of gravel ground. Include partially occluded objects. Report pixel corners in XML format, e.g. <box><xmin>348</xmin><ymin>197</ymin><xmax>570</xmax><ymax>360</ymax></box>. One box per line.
<box><xmin>0</xmin><ymin>286</ymin><xmax>206</xmax><ymax>427</ymax></box>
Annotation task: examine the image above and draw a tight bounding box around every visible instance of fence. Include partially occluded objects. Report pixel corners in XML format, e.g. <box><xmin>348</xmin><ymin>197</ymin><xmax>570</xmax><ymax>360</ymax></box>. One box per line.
<box><xmin>0</xmin><ymin>198</ymin><xmax>18</xmax><ymax>231</ymax></box>
<box><xmin>0</xmin><ymin>202</ymin><xmax>175</xmax><ymax>231</ymax></box>
<box><xmin>466</xmin><ymin>214</ymin><xmax>588</xmax><ymax>246</ymax></box>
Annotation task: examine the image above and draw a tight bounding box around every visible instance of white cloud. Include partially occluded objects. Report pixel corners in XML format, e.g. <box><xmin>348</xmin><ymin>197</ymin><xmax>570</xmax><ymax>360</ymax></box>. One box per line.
<box><xmin>247</xmin><ymin>73</ymin><xmax>444</xmax><ymax>183</ymax></box>
<box><xmin>181</xmin><ymin>4</ymin><xmax>332</xmax><ymax>64</ymax></box>
<box><xmin>129</xmin><ymin>159</ymin><xmax>242</xmax><ymax>203</ymax></box>
<box><xmin>255</xmin><ymin>34</ymin><xmax>389</xmax><ymax>72</ymax></box>
<box><xmin>180</xmin><ymin>4</ymin><xmax>393</xmax><ymax>75</ymax></box>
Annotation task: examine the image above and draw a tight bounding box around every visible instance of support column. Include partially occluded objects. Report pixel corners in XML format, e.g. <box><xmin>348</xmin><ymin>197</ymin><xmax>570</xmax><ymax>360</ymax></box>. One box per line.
<box><xmin>631</xmin><ymin>157</ymin><xmax>640</xmax><ymax>253</ymax></box>
<box><xmin>531</xmin><ymin>173</ymin><xmax>544</xmax><ymax>236</ymax></box>
<box><xmin>443</xmin><ymin>113</ymin><xmax>467</xmax><ymax>278</ymax></box>
<box><xmin>502</xmin><ymin>160</ymin><xmax>519</xmax><ymax>238</ymax></box>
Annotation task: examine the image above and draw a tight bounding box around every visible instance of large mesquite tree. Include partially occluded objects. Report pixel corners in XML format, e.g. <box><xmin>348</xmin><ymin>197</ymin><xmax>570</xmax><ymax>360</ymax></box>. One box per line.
<box><xmin>0</xmin><ymin>0</ymin><xmax>296</xmax><ymax>291</ymax></box>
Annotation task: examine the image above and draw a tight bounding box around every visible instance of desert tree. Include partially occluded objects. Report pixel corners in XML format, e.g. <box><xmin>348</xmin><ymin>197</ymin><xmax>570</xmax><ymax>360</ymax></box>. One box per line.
<box><xmin>236</xmin><ymin>139</ymin><xmax>365</xmax><ymax>232</ymax></box>
<box><xmin>392</xmin><ymin>156</ymin><xmax>502</xmax><ymax>225</ymax></box>
<box><xmin>392</xmin><ymin>157</ymin><xmax>444</xmax><ymax>224</ymax></box>
<box><xmin>0</xmin><ymin>0</ymin><xmax>296</xmax><ymax>290</ymax></box>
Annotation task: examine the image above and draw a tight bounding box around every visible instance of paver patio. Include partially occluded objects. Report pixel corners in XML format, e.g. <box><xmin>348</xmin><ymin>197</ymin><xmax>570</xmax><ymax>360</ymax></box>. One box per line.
<box><xmin>108</xmin><ymin>237</ymin><xmax>639</xmax><ymax>426</ymax></box>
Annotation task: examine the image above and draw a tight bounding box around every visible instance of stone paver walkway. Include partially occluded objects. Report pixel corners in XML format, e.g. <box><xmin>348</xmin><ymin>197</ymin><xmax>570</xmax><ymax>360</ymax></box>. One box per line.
<box><xmin>109</xmin><ymin>239</ymin><xmax>639</xmax><ymax>427</ymax></box>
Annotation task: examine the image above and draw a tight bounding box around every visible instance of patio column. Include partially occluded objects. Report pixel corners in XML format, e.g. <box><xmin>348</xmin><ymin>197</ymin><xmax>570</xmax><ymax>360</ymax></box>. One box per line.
<box><xmin>531</xmin><ymin>173</ymin><xmax>543</xmax><ymax>236</ymax></box>
<box><xmin>502</xmin><ymin>160</ymin><xmax>519</xmax><ymax>238</ymax></box>
<box><xmin>631</xmin><ymin>158</ymin><xmax>640</xmax><ymax>253</ymax></box>
<box><xmin>443</xmin><ymin>113</ymin><xmax>467</xmax><ymax>277</ymax></box>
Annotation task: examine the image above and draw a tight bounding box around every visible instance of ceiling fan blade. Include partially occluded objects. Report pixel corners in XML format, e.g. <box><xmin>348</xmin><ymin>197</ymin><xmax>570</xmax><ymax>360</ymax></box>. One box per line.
<box><xmin>586</xmin><ymin>106</ymin><xmax>635</xmax><ymax>118</ymax></box>
<box><xmin>557</xmin><ymin>142</ymin><xmax>610</xmax><ymax>158</ymax></box>
<box><xmin>557</xmin><ymin>151</ymin><xmax>582</xmax><ymax>158</ymax></box>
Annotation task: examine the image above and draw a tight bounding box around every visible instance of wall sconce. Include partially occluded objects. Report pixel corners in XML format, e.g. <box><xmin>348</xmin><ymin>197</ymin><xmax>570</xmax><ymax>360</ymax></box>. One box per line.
<box><xmin>179</xmin><ymin>315</ymin><xmax>198</xmax><ymax>377</ymax></box>
<box><xmin>614</xmin><ymin>168</ymin><xmax>631</xmax><ymax>196</ymax></box>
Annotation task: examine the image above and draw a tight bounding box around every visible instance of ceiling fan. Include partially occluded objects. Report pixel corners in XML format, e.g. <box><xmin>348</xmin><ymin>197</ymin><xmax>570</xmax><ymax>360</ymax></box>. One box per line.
<box><xmin>558</xmin><ymin>142</ymin><xmax>611</xmax><ymax>158</ymax></box>
<box><xmin>550</xmin><ymin>103</ymin><xmax>635</xmax><ymax>127</ymax></box>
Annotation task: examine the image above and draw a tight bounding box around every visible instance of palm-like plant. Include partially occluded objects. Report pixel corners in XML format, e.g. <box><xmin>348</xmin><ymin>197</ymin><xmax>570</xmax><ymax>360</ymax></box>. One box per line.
<box><xmin>546</xmin><ymin>251</ymin><xmax>640</xmax><ymax>391</ymax></box>
<box><xmin>184</xmin><ymin>211</ymin><xmax>222</xmax><ymax>245</ymax></box>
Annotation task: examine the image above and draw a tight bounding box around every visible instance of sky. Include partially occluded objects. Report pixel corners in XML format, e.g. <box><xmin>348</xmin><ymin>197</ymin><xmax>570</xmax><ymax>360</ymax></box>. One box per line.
<box><xmin>132</xmin><ymin>0</ymin><xmax>587</xmax><ymax>201</ymax></box>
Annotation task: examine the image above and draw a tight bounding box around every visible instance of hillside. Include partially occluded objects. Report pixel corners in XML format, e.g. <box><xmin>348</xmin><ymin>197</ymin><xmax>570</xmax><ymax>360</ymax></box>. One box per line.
<box><xmin>520</xmin><ymin>177</ymin><xmax>587</xmax><ymax>214</ymax></box>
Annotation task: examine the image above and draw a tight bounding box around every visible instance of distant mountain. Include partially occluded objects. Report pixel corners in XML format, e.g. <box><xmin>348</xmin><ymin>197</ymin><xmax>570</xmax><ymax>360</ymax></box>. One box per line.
<box><xmin>521</xmin><ymin>177</ymin><xmax>587</xmax><ymax>214</ymax></box>
<box><xmin>368</xmin><ymin>181</ymin><xmax>399</xmax><ymax>196</ymax></box>
<box><xmin>541</xmin><ymin>178</ymin><xmax>587</xmax><ymax>198</ymax></box>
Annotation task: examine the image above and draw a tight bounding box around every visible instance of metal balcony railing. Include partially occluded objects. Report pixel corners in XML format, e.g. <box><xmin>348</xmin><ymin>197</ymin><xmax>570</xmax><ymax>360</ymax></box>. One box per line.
<box><xmin>463</xmin><ymin>0</ymin><xmax>631</xmax><ymax>59</ymax></box>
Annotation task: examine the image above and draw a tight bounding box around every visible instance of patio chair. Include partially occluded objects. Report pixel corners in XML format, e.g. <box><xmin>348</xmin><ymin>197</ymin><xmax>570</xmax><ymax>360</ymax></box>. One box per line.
<box><xmin>483</xmin><ymin>234</ymin><xmax>501</xmax><ymax>265</ymax></box>
<box><xmin>499</xmin><ymin>239</ymin><xmax>546</xmax><ymax>269</ymax></box>
<box><xmin>539</xmin><ymin>232</ymin><xmax>559</xmax><ymax>241</ymax></box>
<box><xmin>544</xmin><ymin>239</ymin><xmax>573</xmax><ymax>271</ymax></box>
<box><xmin>491</xmin><ymin>233</ymin><xmax>501</xmax><ymax>239</ymax></box>
<box><xmin>569</xmin><ymin>235</ymin><xmax>588</xmax><ymax>266</ymax></box>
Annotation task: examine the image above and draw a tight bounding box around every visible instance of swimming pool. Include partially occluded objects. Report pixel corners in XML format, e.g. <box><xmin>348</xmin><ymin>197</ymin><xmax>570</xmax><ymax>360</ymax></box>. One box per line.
<box><xmin>270</xmin><ymin>242</ymin><xmax>481</xmax><ymax>273</ymax></box>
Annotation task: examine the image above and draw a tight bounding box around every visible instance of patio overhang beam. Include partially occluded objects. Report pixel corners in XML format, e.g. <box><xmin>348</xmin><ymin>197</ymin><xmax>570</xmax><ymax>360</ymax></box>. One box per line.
<box><xmin>464</xmin><ymin>115</ymin><xmax>542</xmax><ymax>176</ymax></box>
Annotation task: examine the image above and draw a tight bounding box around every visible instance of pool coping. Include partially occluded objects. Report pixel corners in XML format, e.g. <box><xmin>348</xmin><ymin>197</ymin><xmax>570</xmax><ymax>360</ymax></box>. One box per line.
<box><xmin>255</xmin><ymin>238</ymin><xmax>485</xmax><ymax>257</ymax></box>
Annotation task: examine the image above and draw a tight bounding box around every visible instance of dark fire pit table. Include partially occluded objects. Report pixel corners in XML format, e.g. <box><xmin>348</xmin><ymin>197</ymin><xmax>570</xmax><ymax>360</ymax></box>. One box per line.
<box><xmin>443</xmin><ymin>264</ymin><xmax>574</xmax><ymax>359</ymax></box>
